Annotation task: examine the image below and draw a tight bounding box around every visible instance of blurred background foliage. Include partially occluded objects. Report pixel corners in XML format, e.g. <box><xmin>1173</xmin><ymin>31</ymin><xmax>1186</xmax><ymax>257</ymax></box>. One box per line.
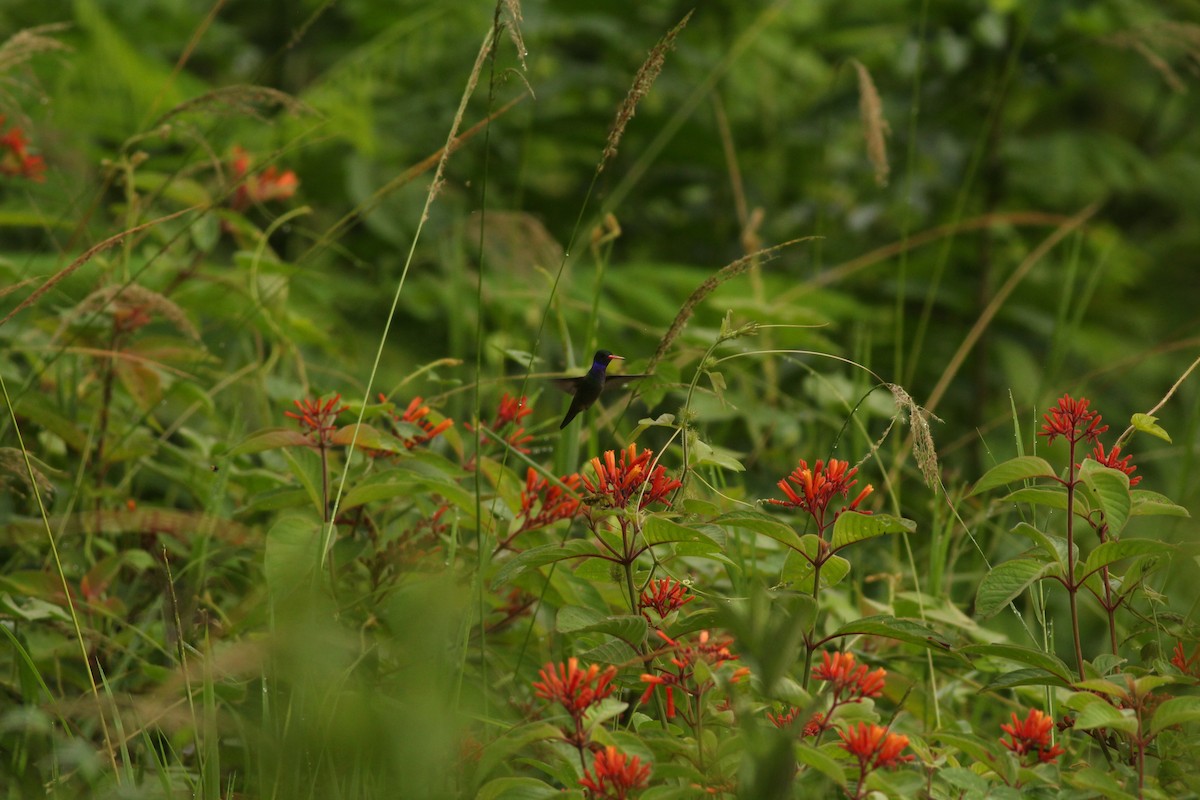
<box><xmin>1</xmin><ymin>0</ymin><xmax>1199</xmax><ymax>795</ymax></box>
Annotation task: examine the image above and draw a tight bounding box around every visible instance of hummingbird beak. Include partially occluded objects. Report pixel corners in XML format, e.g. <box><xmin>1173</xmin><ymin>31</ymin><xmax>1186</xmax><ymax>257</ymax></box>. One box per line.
<box><xmin>609</xmin><ymin>355</ymin><xmax>624</xmax><ymax>361</ymax></box>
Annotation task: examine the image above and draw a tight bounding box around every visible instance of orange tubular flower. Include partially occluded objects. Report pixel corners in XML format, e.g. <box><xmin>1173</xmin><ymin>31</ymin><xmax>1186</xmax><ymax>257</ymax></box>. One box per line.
<box><xmin>581</xmin><ymin>444</ymin><xmax>681</xmax><ymax>510</ymax></box>
<box><xmin>533</xmin><ymin>658</ymin><xmax>617</xmax><ymax>721</ymax></box>
<box><xmin>513</xmin><ymin>468</ymin><xmax>581</xmax><ymax>534</ymax></box>
<box><xmin>397</xmin><ymin>396</ymin><xmax>453</xmax><ymax>449</ymax></box>
<box><xmin>1000</xmin><ymin>708</ymin><xmax>1066</xmax><ymax>764</ymax></box>
<box><xmin>812</xmin><ymin>650</ymin><xmax>887</xmax><ymax>702</ymax></box>
<box><xmin>230</xmin><ymin>145</ymin><xmax>299</xmax><ymax>211</ymax></box>
<box><xmin>1085</xmin><ymin>441</ymin><xmax>1141</xmax><ymax>486</ymax></box>
<box><xmin>0</xmin><ymin>118</ymin><xmax>45</xmax><ymax>181</ymax></box>
<box><xmin>838</xmin><ymin>722</ymin><xmax>914</xmax><ymax>771</ymax></box>
<box><xmin>1040</xmin><ymin>394</ymin><xmax>1108</xmax><ymax>446</ymax></box>
<box><xmin>579</xmin><ymin>746</ymin><xmax>652</xmax><ymax>800</ymax></box>
<box><xmin>765</xmin><ymin>458</ymin><xmax>873</xmax><ymax>530</ymax></box>
<box><xmin>285</xmin><ymin>394</ymin><xmax>349</xmax><ymax>445</ymax></box>
<box><xmin>639</xmin><ymin>577</ymin><xmax>694</xmax><ymax>620</ymax></box>
<box><xmin>1172</xmin><ymin>641</ymin><xmax>1200</xmax><ymax>676</ymax></box>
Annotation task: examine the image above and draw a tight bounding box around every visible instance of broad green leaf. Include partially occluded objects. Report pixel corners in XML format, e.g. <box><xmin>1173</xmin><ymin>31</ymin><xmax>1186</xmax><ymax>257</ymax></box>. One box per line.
<box><xmin>643</xmin><ymin>516</ymin><xmax>720</xmax><ymax>551</ymax></box>
<box><xmin>1079</xmin><ymin>460</ymin><xmax>1131</xmax><ymax>535</ymax></box>
<box><xmin>473</xmin><ymin>723</ymin><xmax>563</xmax><ymax>791</ymax></box>
<box><xmin>1010</xmin><ymin>522</ymin><xmax>1066</xmax><ymax>566</ymax></box>
<box><xmin>690</xmin><ymin>438</ymin><xmax>745</xmax><ymax>472</ymax></box>
<box><xmin>1071</xmin><ymin>678</ymin><xmax>1125</xmax><ymax>698</ymax></box>
<box><xmin>974</xmin><ymin>558</ymin><xmax>1056</xmax><ymax>620</ymax></box>
<box><xmin>555</xmin><ymin>609</ymin><xmax>646</xmax><ymax>645</ymax></box>
<box><xmin>1073</xmin><ymin>701</ymin><xmax>1137</xmax><ymax>734</ymax></box>
<box><xmin>491</xmin><ymin>539</ymin><xmax>603</xmax><ymax>586</ymax></box>
<box><xmin>555</xmin><ymin>605</ymin><xmax>604</xmax><ymax>632</ymax></box>
<box><xmin>329</xmin><ymin>423</ymin><xmax>396</xmax><ymax>451</ymax></box>
<box><xmin>1130</xmin><ymin>490</ymin><xmax>1190</xmax><ymax>518</ymax></box>
<box><xmin>1150</xmin><ymin>696</ymin><xmax>1200</xmax><ymax>735</ymax></box>
<box><xmin>228</xmin><ymin>427</ymin><xmax>312</xmax><ymax>456</ymax></box>
<box><xmin>970</xmin><ymin>456</ymin><xmax>1056</xmax><ymax>496</ymax></box>
<box><xmin>931</xmin><ymin>732</ymin><xmax>1012</xmax><ymax>783</ymax></box>
<box><xmin>717</xmin><ymin>510</ymin><xmax>804</xmax><ymax>550</ymax></box>
<box><xmin>577</xmin><ymin>638</ymin><xmax>638</xmax><ymax>666</ymax></box>
<box><xmin>831</xmin><ymin>615</ymin><xmax>950</xmax><ymax>651</ymax></box>
<box><xmin>476</xmin><ymin>777</ymin><xmax>563</xmax><ymax>800</ymax></box>
<box><xmin>960</xmin><ymin>644</ymin><xmax>1074</xmax><ymax>682</ymax></box>
<box><xmin>341</xmin><ymin>476</ymin><xmax>422</xmax><ymax>510</ymax></box>
<box><xmin>1131</xmin><ymin>413</ymin><xmax>1171</xmax><ymax>443</ymax></box>
<box><xmin>1080</xmin><ymin>539</ymin><xmax>1174</xmax><ymax>580</ymax></box>
<box><xmin>981</xmin><ymin>668</ymin><xmax>1071</xmax><ymax>691</ymax></box>
<box><xmin>1064</xmin><ymin>767</ymin><xmax>1139</xmax><ymax>800</ymax></box>
<box><xmin>830</xmin><ymin>511</ymin><xmax>916</xmax><ymax>549</ymax></box>
<box><xmin>1000</xmin><ymin>487</ymin><xmax>1072</xmax><ymax>513</ymax></box>
<box><xmin>283</xmin><ymin>447</ymin><xmax>324</xmax><ymax>517</ymax></box>
<box><xmin>781</xmin><ymin>550</ymin><xmax>849</xmax><ymax>593</ymax></box>
<box><xmin>264</xmin><ymin>515</ymin><xmax>321</xmax><ymax>598</ymax></box>
<box><xmin>795</xmin><ymin>741</ymin><xmax>847</xmax><ymax>787</ymax></box>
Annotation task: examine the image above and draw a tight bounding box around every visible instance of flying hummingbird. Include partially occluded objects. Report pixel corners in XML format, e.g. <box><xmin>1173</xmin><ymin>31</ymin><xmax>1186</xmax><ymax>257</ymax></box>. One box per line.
<box><xmin>553</xmin><ymin>350</ymin><xmax>648</xmax><ymax>429</ymax></box>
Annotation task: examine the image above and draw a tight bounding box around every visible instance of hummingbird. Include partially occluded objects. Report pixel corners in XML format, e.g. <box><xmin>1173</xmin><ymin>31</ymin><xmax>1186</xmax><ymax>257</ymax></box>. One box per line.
<box><xmin>553</xmin><ymin>349</ymin><xmax>648</xmax><ymax>429</ymax></box>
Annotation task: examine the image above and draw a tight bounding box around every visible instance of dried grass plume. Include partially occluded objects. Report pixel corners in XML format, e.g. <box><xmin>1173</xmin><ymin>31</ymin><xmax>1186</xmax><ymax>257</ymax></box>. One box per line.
<box><xmin>851</xmin><ymin>59</ymin><xmax>890</xmax><ymax>187</ymax></box>
<box><xmin>600</xmin><ymin>11</ymin><xmax>693</xmax><ymax>172</ymax></box>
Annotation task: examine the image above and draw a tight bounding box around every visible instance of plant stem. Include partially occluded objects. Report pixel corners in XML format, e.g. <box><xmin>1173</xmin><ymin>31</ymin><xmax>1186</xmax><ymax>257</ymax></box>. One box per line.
<box><xmin>1065</xmin><ymin>440</ymin><xmax>1085</xmax><ymax>680</ymax></box>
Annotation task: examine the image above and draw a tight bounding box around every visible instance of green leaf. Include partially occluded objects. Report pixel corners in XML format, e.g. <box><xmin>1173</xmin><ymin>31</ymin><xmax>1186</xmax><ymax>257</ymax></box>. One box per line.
<box><xmin>1150</xmin><ymin>696</ymin><xmax>1200</xmax><ymax>735</ymax></box>
<box><xmin>491</xmin><ymin>539</ymin><xmax>604</xmax><ymax>586</ymax></box>
<box><xmin>781</xmin><ymin>551</ymin><xmax>851</xmax><ymax>592</ymax></box>
<box><xmin>1131</xmin><ymin>413</ymin><xmax>1172</xmax><ymax>443</ymax></box>
<box><xmin>476</xmin><ymin>777</ymin><xmax>563</xmax><ymax>800</ymax></box>
<box><xmin>1081</xmin><ymin>539</ymin><xmax>1174</xmax><ymax>580</ymax></box>
<box><xmin>1064</xmin><ymin>767</ymin><xmax>1139</xmax><ymax>800</ymax></box>
<box><xmin>1001</xmin><ymin>487</ymin><xmax>1070</xmax><ymax>512</ymax></box>
<box><xmin>831</xmin><ymin>615</ymin><xmax>951</xmax><ymax>651</ymax></box>
<box><xmin>1010</xmin><ymin>522</ymin><xmax>1066</xmax><ymax>566</ymax></box>
<box><xmin>960</xmin><ymin>644</ymin><xmax>1074</xmax><ymax>682</ymax></box>
<box><xmin>1073</xmin><ymin>700</ymin><xmax>1137</xmax><ymax>734</ymax></box>
<box><xmin>690</xmin><ymin>438</ymin><xmax>745</xmax><ymax>472</ymax></box>
<box><xmin>931</xmin><ymin>732</ymin><xmax>1012</xmax><ymax>783</ymax></box>
<box><xmin>981</xmin><ymin>668</ymin><xmax>1072</xmax><ymax>691</ymax></box>
<box><xmin>830</xmin><ymin>511</ymin><xmax>916</xmax><ymax>549</ymax></box>
<box><xmin>264</xmin><ymin>515</ymin><xmax>321</xmax><ymax>599</ymax></box>
<box><xmin>717</xmin><ymin>510</ymin><xmax>805</xmax><ymax>550</ymax></box>
<box><xmin>970</xmin><ymin>456</ymin><xmax>1057</xmax><ymax>496</ymax></box>
<box><xmin>341</xmin><ymin>475</ymin><xmax>422</xmax><ymax>510</ymax></box>
<box><xmin>283</xmin><ymin>447</ymin><xmax>325</xmax><ymax>518</ymax></box>
<box><xmin>975</xmin><ymin>558</ymin><xmax>1056</xmax><ymax>620</ymax></box>
<box><xmin>1130</xmin><ymin>490</ymin><xmax>1190</xmax><ymax>518</ymax></box>
<box><xmin>473</xmin><ymin>722</ymin><xmax>563</xmax><ymax>791</ymax></box>
<box><xmin>555</xmin><ymin>607</ymin><xmax>647</xmax><ymax>645</ymax></box>
<box><xmin>795</xmin><ymin>741</ymin><xmax>846</xmax><ymax>787</ymax></box>
<box><xmin>228</xmin><ymin>427</ymin><xmax>312</xmax><ymax>456</ymax></box>
<box><xmin>1079</xmin><ymin>460</ymin><xmax>1131</xmax><ymax>535</ymax></box>
<box><xmin>642</xmin><ymin>516</ymin><xmax>720</xmax><ymax>551</ymax></box>
<box><xmin>329</xmin><ymin>423</ymin><xmax>396</xmax><ymax>451</ymax></box>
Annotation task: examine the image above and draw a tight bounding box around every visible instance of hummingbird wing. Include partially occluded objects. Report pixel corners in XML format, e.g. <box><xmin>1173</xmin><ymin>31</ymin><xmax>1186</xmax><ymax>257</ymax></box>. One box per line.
<box><xmin>600</xmin><ymin>374</ymin><xmax>650</xmax><ymax>393</ymax></box>
<box><xmin>548</xmin><ymin>373</ymin><xmax>651</xmax><ymax>395</ymax></box>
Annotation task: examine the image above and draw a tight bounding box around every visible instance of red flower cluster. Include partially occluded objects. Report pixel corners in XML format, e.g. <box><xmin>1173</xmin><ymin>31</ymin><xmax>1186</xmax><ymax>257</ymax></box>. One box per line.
<box><xmin>1171</xmin><ymin>641</ymin><xmax>1200</xmax><ymax>677</ymax></box>
<box><xmin>839</xmin><ymin>722</ymin><xmax>914</xmax><ymax>770</ymax></box>
<box><xmin>766</xmin><ymin>707</ymin><xmax>825</xmax><ymax>737</ymax></box>
<box><xmin>579</xmin><ymin>746</ymin><xmax>652</xmax><ymax>800</ymax></box>
<box><xmin>582</xmin><ymin>444</ymin><xmax>681</xmax><ymax>510</ymax></box>
<box><xmin>285</xmin><ymin>394</ymin><xmax>349</xmax><ymax>445</ymax></box>
<box><xmin>533</xmin><ymin>658</ymin><xmax>617</xmax><ymax>747</ymax></box>
<box><xmin>639</xmin><ymin>630</ymin><xmax>746</xmax><ymax>719</ymax></box>
<box><xmin>639</xmin><ymin>577</ymin><xmax>694</xmax><ymax>620</ymax></box>
<box><xmin>1086</xmin><ymin>441</ymin><xmax>1141</xmax><ymax>486</ymax></box>
<box><xmin>0</xmin><ymin>117</ymin><xmax>44</xmax><ymax>181</ymax></box>
<box><xmin>1040</xmin><ymin>394</ymin><xmax>1108</xmax><ymax>446</ymax></box>
<box><xmin>468</xmin><ymin>393</ymin><xmax>534</xmax><ymax>455</ymax></box>
<box><xmin>394</xmin><ymin>395</ymin><xmax>453</xmax><ymax>450</ymax></box>
<box><xmin>230</xmin><ymin>146</ymin><xmax>298</xmax><ymax>211</ymax></box>
<box><xmin>813</xmin><ymin>650</ymin><xmax>886</xmax><ymax>703</ymax></box>
<box><xmin>513</xmin><ymin>468</ymin><xmax>581</xmax><ymax>535</ymax></box>
<box><xmin>765</xmin><ymin>458</ymin><xmax>873</xmax><ymax>531</ymax></box>
<box><xmin>1000</xmin><ymin>708</ymin><xmax>1066</xmax><ymax>764</ymax></box>
<box><xmin>534</xmin><ymin>657</ymin><xmax>617</xmax><ymax>718</ymax></box>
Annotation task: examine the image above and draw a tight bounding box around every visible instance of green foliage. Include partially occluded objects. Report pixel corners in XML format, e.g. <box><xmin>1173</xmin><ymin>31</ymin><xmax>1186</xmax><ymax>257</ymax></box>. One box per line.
<box><xmin>1</xmin><ymin>1</ymin><xmax>1199</xmax><ymax>798</ymax></box>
